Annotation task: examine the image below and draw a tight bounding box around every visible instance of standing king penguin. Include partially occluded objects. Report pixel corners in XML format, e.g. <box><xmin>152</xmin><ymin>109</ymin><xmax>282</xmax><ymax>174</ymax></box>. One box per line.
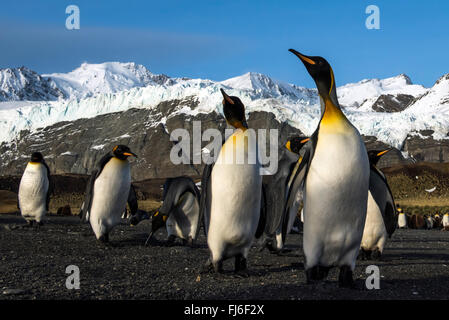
<box><xmin>289</xmin><ymin>49</ymin><xmax>370</xmax><ymax>288</ymax></box>
<box><xmin>360</xmin><ymin>149</ymin><xmax>397</xmax><ymax>260</ymax></box>
<box><xmin>80</xmin><ymin>145</ymin><xmax>137</xmax><ymax>242</ymax></box>
<box><xmin>262</xmin><ymin>136</ymin><xmax>309</xmax><ymax>252</ymax></box>
<box><xmin>18</xmin><ymin>152</ymin><xmax>51</xmax><ymax>225</ymax></box>
<box><xmin>202</xmin><ymin>89</ymin><xmax>264</xmax><ymax>276</ymax></box>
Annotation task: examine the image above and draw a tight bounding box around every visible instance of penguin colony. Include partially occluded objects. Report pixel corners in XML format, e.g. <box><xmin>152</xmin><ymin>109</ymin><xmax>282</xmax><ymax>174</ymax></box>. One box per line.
<box><xmin>15</xmin><ymin>50</ymin><xmax>446</xmax><ymax>288</ymax></box>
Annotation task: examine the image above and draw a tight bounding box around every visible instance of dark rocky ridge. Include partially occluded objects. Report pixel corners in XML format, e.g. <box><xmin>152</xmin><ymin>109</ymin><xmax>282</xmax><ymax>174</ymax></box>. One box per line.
<box><xmin>371</xmin><ymin>94</ymin><xmax>415</xmax><ymax>112</ymax></box>
<box><xmin>1</xmin><ymin>98</ymin><xmax>447</xmax><ymax>179</ymax></box>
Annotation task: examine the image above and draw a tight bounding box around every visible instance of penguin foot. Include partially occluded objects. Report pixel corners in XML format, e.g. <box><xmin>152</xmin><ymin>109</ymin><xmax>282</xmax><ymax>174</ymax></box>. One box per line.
<box><xmin>234</xmin><ymin>255</ymin><xmax>250</xmax><ymax>278</ymax></box>
<box><xmin>98</xmin><ymin>233</ymin><xmax>109</xmax><ymax>244</ymax></box>
<box><xmin>338</xmin><ymin>265</ymin><xmax>356</xmax><ymax>289</ymax></box>
<box><xmin>25</xmin><ymin>220</ymin><xmax>34</xmax><ymax>228</ymax></box>
<box><xmin>166</xmin><ymin>235</ymin><xmax>176</xmax><ymax>247</ymax></box>
<box><xmin>358</xmin><ymin>248</ymin><xmax>371</xmax><ymax>260</ymax></box>
<box><xmin>371</xmin><ymin>249</ymin><xmax>382</xmax><ymax>260</ymax></box>
<box><xmin>200</xmin><ymin>258</ymin><xmax>213</xmax><ymax>274</ymax></box>
<box><xmin>305</xmin><ymin>265</ymin><xmax>330</xmax><ymax>284</ymax></box>
<box><xmin>182</xmin><ymin>237</ymin><xmax>195</xmax><ymax>248</ymax></box>
<box><xmin>201</xmin><ymin>258</ymin><xmax>224</xmax><ymax>274</ymax></box>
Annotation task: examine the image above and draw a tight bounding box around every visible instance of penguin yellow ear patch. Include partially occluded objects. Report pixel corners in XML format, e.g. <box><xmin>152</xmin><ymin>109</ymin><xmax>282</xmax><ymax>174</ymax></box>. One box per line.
<box><xmin>285</xmin><ymin>141</ymin><xmax>292</xmax><ymax>152</ymax></box>
<box><xmin>113</xmin><ymin>146</ymin><xmax>118</xmax><ymax>152</ymax></box>
<box><xmin>154</xmin><ymin>211</ymin><xmax>159</xmax><ymax>217</ymax></box>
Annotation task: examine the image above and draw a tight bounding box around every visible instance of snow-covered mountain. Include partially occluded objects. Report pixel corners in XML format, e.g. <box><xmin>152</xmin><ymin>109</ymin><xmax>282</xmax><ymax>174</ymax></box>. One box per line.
<box><xmin>0</xmin><ymin>62</ymin><xmax>448</xmax><ymax>152</ymax></box>
<box><xmin>43</xmin><ymin>62</ymin><xmax>171</xmax><ymax>100</ymax></box>
<box><xmin>0</xmin><ymin>67</ymin><xmax>65</xmax><ymax>101</ymax></box>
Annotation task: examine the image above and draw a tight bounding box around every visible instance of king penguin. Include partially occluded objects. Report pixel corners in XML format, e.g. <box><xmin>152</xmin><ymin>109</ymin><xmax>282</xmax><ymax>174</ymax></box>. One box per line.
<box><xmin>289</xmin><ymin>49</ymin><xmax>370</xmax><ymax>288</ymax></box>
<box><xmin>145</xmin><ymin>176</ymin><xmax>201</xmax><ymax>247</ymax></box>
<box><xmin>262</xmin><ymin>136</ymin><xmax>309</xmax><ymax>252</ymax></box>
<box><xmin>397</xmin><ymin>205</ymin><xmax>407</xmax><ymax>228</ymax></box>
<box><xmin>18</xmin><ymin>152</ymin><xmax>51</xmax><ymax>225</ymax></box>
<box><xmin>80</xmin><ymin>145</ymin><xmax>137</xmax><ymax>242</ymax></box>
<box><xmin>201</xmin><ymin>88</ymin><xmax>264</xmax><ymax>276</ymax></box>
<box><xmin>360</xmin><ymin>149</ymin><xmax>397</xmax><ymax>260</ymax></box>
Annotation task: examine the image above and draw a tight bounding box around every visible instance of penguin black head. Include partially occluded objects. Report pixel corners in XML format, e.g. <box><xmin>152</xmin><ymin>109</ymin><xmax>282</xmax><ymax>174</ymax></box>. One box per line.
<box><xmin>288</xmin><ymin>49</ymin><xmax>335</xmax><ymax>99</ymax></box>
<box><xmin>151</xmin><ymin>210</ymin><xmax>167</xmax><ymax>233</ymax></box>
<box><xmin>112</xmin><ymin>145</ymin><xmax>138</xmax><ymax>160</ymax></box>
<box><xmin>220</xmin><ymin>88</ymin><xmax>248</xmax><ymax>130</ymax></box>
<box><xmin>285</xmin><ymin>136</ymin><xmax>310</xmax><ymax>154</ymax></box>
<box><xmin>30</xmin><ymin>152</ymin><xmax>44</xmax><ymax>163</ymax></box>
<box><xmin>368</xmin><ymin>148</ymin><xmax>392</xmax><ymax>166</ymax></box>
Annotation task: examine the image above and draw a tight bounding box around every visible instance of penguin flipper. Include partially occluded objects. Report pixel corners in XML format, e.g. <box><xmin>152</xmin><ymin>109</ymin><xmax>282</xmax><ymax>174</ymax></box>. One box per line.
<box><xmin>80</xmin><ymin>169</ymin><xmax>97</xmax><ymax>222</ymax></box>
<box><xmin>370</xmin><ymin>166</ymin><xmax>397</xmax><ymax>237</ymax></box>
<box><xmin>255</xmin><ymin>184</ymin><xmax>267</xmax><ymax>239</ymax></box>
<box><xmin>199</xmin><ymin>163</ymin><xmax>214</xmax><ymax>237</ymax></box>
<box><xmin>127</xmin><ymin>184</ymin><xmax>138</xmax><ymax>217</ymax></box>
<box><xmin>43</xmin><ymin>160</ymin><xmax>51</xmax><ymax>212</ymax></box>
<box><xmin>284</xmin><ymin>150</ymin><xmax>309</xmax><ymax>216</ymax></box>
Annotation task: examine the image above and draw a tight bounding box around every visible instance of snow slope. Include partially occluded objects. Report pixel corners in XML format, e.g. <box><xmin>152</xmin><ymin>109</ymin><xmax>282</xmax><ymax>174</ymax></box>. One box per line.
<box><xmin>0</xmin><ymin>67</ymin><xmax>64</xmax><ymax>101</ymax></box>
<box><xmin>42</xmin><ymin>62</ymin><xmax>171</xmax><ymax>100</ymax></box>
<box><xmin>0</xmin><ymin>62</ymin><xmax>448</xmax><ymax>151</ymax></box>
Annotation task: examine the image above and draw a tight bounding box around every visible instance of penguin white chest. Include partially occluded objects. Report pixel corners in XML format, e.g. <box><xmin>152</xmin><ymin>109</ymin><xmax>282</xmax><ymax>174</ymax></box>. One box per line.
<box><xmin>443</xmin><ymin>214</ymin><xmax>449</xmax><ymax>227</ymax></box>
<box><xmin>89</xmin><ymin>158</ymin><xmax>131</xmax><ymax>237</ymax></box>
<box><xmin>304</xmin><ymin>129</ymin><xmax>370</xmax><ymax>268</ymax></box>
<box><xmin>18</xmin><ymin>163</ymin><xmax>49</xmax><ymax>222</ymax></box>
<box><xmin>361</xmin><ymin>190</ymin><xmax>387</xmax><ymax>252</ymax></box>
<box><xmin>398</xmin><ymin>214</ymin><xmax>407</xmax><ymax>228</ymax></box>
<box><xmin>208</xmin><ymin>130</ymin><xmax>262</xmax><ymax>260</ymax></box>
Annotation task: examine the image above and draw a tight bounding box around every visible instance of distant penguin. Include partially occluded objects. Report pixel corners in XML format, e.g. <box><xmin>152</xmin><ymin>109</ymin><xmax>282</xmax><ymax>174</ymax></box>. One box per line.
<box><xmin>18</xmin><ymin>152</ymin><xmax>51</xmax><ymax>225</ymax></box>
<box><xmin>262</xmin><ymin>136</ymin><xmax>309</xmax><ymax>252</ymax></box>
<box><xmin>80</xmin><ymin>145</ymin><xmax>137</xmax><ymax>242</ymax></box>
<box><xmin>424</xmin><ymin>215</ymin><xmax>434</xmax><ymax>229</ymax></box>
<box><xmin>289</xmin><ymin>49</ymin><xmax>370</xmax><ymax>288</ymax></box>
<box><xmin>397</xmin><ymin>205</ymin><xmax>407</xmax><ymax>228</ymax></box>
<box><xmin>360</xmin><ymin>149</ymin><xmax>397</xmax><ymax>260</ymax></box>
<box><xmin>443</xmin><ymin>213</ymin><xmax>449</xmax><ymax>229</ymax></box>
<box><xmin>433</xmin><ymin>213</ymin><xmax>442</xmax><ymax>229</ymax></box>
<box><xmin>201</xmin><ymin>89</ymin><xmax>264</xmax><ymax>276</ymax></box>
<box><xmin>145</xmin><ymin>176</ymin><xmax>201</xmax><ymax>247</ymax></box>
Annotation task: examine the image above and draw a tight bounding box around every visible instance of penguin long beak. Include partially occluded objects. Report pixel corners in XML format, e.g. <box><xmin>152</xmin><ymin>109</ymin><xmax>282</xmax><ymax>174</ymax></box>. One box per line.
<box><xmin>301</xmin><ymin>138</ymin><xmax>310</xmax><ymax>144</ymax></box>
<box><xmin>377</xmin><ymin>148</ymin><xmax>392</xmax><ymax>157</ymax></box>
<box><xmin>220</xmin><ymin>88</ymin><xmax>235</xmax><ymax>105</ymax></box>
<box><xmin>289</xmin><ymin>49</ymin><xmax>316</xmax><ymax>65</ymax></box>
<box><xmin>123</xmin><ymin>152</ymin><xmax>138</xmax><ymax>158</ymax></box>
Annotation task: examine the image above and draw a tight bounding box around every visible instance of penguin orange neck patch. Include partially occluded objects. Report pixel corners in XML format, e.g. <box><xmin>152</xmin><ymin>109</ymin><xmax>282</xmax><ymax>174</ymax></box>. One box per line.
<box><xmin>320</xmin><ymin>98</ymin><xmax>349</xmax><ymax>129</ymax></box>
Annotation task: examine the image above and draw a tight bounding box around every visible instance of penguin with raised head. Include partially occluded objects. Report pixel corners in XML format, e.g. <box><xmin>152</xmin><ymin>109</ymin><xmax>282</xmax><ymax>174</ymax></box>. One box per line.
<box><xmin>80</xmin><ymin>145</ymin><xmax>137</xmax><ymax>242</ymax></box>
<box><xmin>360</xmin><ymin>149</ymin><xmax>397</xmax><ymax>260</ymax></box>
<box><xmin>262</xmin><ymin>136</ymin><xmax>310</xmax><ymax>252</ymax></box>
<box><xmin>201</xmin><ymin>89</ymin><xmax>264</xmax><ymax>276</ymax></box>
<box><xmin>18</xmin><ymin>152</ymin><xmax>51</xmax><ymax>225</ymax></box>
<box><xmin>144</xmin><ymin>176</ymin><xmax>201</xmax><ymax>247</ymax></box>
<box><xmin>289</xmin><ymin>49</ymin><xmax>370</xmax><ymax>288</ymax></box>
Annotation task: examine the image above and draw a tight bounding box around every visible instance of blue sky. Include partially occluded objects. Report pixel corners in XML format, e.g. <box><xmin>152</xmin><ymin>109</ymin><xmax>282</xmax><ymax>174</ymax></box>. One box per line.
<box><xmin>1</xmin><ymin>0</ymin><xmax>448</xmax><ymax>88</ymax></box>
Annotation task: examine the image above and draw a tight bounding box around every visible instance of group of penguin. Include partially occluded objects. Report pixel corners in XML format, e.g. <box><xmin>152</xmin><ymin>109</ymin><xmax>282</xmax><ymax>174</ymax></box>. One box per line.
<box><xmin>18</xmin><ymin>49</ymin><xmax>406</xmax><ymax>288</ymax></box>
<box><xmin>397</xmin><ymin>207</ymin><xmax>449</xmax><ymax>230</ymax></box>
